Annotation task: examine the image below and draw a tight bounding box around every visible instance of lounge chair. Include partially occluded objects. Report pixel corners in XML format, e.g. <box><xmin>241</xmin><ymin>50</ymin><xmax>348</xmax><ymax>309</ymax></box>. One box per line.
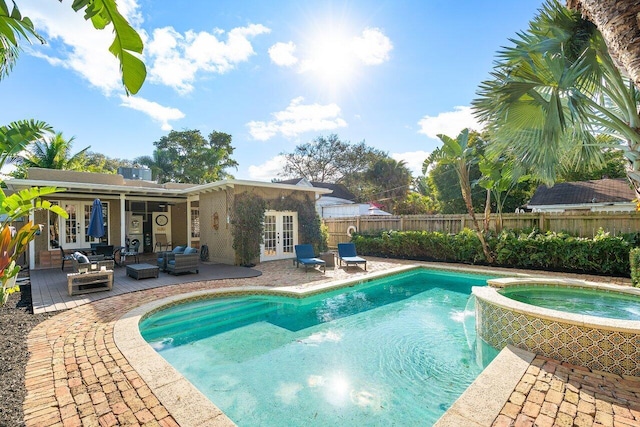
<box><xmin>157</xmin><ymin>245</ymin><xmax>185</xmax><ymax>271</ymax></box>
<box><xmin>165</xmin><ymin>246</ymin><xmax>199</xmax><ymax>275</ymax></box>
<box><xmin>337</xmin><ymin>243</ymin><xmax>367</xmax><ymax>270</ymax></box>
<box><xmin>294</xmin><ymin>244</ymin><xmax>325</xmax><ymax>273</ymax></box>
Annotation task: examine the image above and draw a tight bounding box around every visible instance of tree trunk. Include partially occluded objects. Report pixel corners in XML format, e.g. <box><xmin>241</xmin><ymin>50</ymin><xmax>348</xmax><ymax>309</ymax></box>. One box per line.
<box><xmin>458</xmin><ymin>169</ymin><xmax>495</xmax><ymax>263</ymax></box>
<box><xmin>567</xmin><ymin>0</ymin><xmax>640</xmax><ymax>91</ymax></box>
<box><xmin>483</xmin><ymin>189</ymin><xmax>491</xmax><ymax>233</ymax></box>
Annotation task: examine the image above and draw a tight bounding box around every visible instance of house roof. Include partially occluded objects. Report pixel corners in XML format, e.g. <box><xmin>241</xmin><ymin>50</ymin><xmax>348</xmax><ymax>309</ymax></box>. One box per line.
<box><xmin>276</xmin><ymin>178</ymin><xmax>356</xmax><ymax>201</ymax></box>
<box><xmin>4</xmin><ymin>169</ymin><xmax>331</xmax><ymax>200</ymax></box>
<box><xmin>528</xmin><ymin>178</ymin><xmax>636</xmax><ymax>207</ymax></box>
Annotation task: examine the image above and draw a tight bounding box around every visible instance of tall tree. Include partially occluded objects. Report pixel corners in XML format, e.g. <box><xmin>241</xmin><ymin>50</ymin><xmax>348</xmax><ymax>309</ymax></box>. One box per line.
<box><xmin>279</xmin><ymin>134</ymin><xmax>386</xmax><ymax>183</ymax></box>
<box><xmin>11</xmin><ymin>132</ymin><xmax>89</xmax><ymax>178</ymax></box>
<box><xmin>473</xmin><ymin>0</ymin><xmax>640</xmax><ymax>198</ymax></box>
<box><xmin>78</xmin><ymin>151</ymin><xmax>134</xmax><ymax>174</ymax></box>
<box><xmin>0</xmin><ymin>0</ymin><xmax>145</xmax><ymax>94</ymax></box>
<box><xmin>430</xmin><ymin>129</ymin><xmax>494</xmax><ymax>263</ymax></box>
<box><xmin>143</xmin><ymin>130</ymin><xmax>238</xmax><ymax>184</ymax></box>
<box><xmin>363</xmin><ymin>158</ymin><xmax>413</xmax><ymax>213</ymax></box>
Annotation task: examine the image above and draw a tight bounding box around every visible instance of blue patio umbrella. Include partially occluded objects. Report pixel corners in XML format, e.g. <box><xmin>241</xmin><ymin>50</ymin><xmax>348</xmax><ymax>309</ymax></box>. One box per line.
<box><xmin>87</xmin><ymin>199</ymin><xmax>105</xmax><ymax>239</ymax></box>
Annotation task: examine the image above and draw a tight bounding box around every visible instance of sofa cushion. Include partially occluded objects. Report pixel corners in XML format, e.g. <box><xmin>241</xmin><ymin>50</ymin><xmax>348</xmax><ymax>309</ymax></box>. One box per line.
<box><xmin>74</xmin><ymin>252</ymin><xmax>90</xmax><ymax>264</ymax></box>
<box><xmin>172</xmin><ymin>245</ymin><xmax>186</xmax><ymax>254</ymax></box>
<box><xmin>184</xmin><ymin>247</ymin><xmax>198</xmax><ymax>255</ymax></box>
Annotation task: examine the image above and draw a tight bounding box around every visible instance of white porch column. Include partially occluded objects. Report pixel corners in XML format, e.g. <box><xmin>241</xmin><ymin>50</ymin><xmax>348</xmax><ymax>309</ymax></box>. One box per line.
<box><xmin>120</xmin><ymin>193</ymin><xmax>126</xmax><ymax>246</ymax></box>
<box><xmin>28</xmin><ymin>205</ymin><xmax>35</xmax><ymax>270</ymax></box>
<box><xmin>187</xmin><ymin>195</ymin><xmax>194</xmax><ymax>247</ymax></box>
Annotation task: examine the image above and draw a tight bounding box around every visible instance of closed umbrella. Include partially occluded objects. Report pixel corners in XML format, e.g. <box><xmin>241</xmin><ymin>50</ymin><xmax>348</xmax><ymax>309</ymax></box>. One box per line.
<box><xmin>87</xmin><ymin>199</ymin><xmax>105</xmax><ymax>239</ymax></box>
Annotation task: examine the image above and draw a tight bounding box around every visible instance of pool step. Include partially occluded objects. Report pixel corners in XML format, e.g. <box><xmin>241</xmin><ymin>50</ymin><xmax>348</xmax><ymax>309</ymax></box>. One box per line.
<box><xmin>144</xmin><ymin>298</ymin><xmax>267</xmax><ymax>328</ymax></box>
<box><xmin>141</xmin><ymin>302</ymin><xmax>276</xmax><ymax>344</ymax></box>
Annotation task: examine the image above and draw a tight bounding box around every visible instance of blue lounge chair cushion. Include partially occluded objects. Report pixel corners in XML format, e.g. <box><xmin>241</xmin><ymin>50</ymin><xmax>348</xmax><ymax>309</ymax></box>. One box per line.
<box><xmin>337</xmin><ymin>243</ymin><xmax>367</xmax><ymax>269</ymax></box>
<box><xmin>294</xmin><ymin>244</ymin><xmax>326</xmax><ymax>272</ymax></box>
<box><xmin>184</xmin><ymin>246</ymin><xmax>198</xmax><ymax>255</ymax></box>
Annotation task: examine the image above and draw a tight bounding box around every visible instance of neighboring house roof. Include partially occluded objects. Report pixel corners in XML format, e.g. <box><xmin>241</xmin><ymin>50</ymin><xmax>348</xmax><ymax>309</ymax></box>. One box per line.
<box><xmin>277</xmin><ymin>178</ymin><xmax>356</xmax><ymax>201</ymax></box>
<box><xmin>528</xmin><ymin>178</ymin><xmax>635</xmax><ymax>207</ymax></box>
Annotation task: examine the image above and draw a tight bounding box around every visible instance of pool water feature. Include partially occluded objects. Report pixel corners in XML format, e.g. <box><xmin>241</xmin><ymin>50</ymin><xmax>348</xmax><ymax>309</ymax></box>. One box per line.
<box><xmin>139</xmin><ymin>269</ymin><xmax>498</xmax><ymax>426</ymax></box>
<box><xmin>499</xmin><ymin>285</ymin><xmax>640</xmax><ymax>321</ymax></box>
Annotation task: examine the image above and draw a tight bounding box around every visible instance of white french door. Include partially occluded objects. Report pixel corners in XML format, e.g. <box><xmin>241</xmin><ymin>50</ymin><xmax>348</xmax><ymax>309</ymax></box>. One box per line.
<box><xmin>52</xmin><ymin>201</ymin><xmax>109</xmax><ymax>250</ymax></box>
<box><xmin>261</xmin><ymin>211</ymin><xmax>297</xmax><ymax>261</ymax></box>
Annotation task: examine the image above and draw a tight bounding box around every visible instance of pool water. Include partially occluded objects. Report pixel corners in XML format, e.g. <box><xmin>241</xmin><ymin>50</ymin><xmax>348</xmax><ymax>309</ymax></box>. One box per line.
<box><xmin>140</xmin><ymin>269</ymin><xmax>498</xmax><ymax>426</ymax></box>
<box><xmin>500</xmin><ymin>286</ymin><xmax>640</xmax><ymax>321</ymax></box>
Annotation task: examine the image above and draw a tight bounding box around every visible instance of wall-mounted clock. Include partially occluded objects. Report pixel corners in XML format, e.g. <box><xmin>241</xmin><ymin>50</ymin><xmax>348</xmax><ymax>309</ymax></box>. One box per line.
<box><xmin>155</xmin><ymin>214</ymin><xmax>168</xmax><ymax>226</ymax></box>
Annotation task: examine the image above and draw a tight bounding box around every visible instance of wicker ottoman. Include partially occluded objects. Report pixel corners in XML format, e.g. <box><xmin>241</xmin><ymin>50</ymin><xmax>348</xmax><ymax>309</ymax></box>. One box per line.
<box><xmin>126</xmin><ymin>263</ymin><xmax>160</xmax><ymax>280</ymax></box>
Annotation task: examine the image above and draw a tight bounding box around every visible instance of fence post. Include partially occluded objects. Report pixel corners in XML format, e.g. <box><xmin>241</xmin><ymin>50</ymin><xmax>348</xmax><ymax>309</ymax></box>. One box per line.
<box><xmin>539</xmin><ymin>212</ymin><xmax>546</xmax><ymax>232</ymax></box>
<box><xmin>399</xmin><ymin>216</ymin><xmax>404</xmax><ymax>231</ymax></box>
<box><xmin>356</xmin><ymin>216</ymin><xmax>360</xmax><ymax>233</ymax></box>
<box><xmin>461</xmin><ymin>215</ymin><xmax>465</xmax><ymax>231</ymax></box>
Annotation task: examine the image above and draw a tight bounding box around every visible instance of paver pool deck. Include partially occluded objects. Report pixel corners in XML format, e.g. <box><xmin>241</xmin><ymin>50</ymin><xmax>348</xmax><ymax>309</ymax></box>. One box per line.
<box><xmin>22</xmin><ymin>258</ymin><xmax>640</xmax><ymax>426</ymax></box>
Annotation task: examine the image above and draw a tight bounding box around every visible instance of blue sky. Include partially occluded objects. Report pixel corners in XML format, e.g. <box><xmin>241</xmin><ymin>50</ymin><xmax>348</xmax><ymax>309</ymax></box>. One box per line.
<box><xmin>3</xmin><ymin>0</ymin><xmax>543</xmax><ymax>181</ymax></box>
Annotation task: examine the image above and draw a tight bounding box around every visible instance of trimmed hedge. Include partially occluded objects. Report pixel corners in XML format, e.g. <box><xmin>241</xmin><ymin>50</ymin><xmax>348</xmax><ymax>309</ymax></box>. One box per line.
<box><xmin>352</xmin><ymin>228</ymin><xmax>633</xmax><ymax>277</ymax></box>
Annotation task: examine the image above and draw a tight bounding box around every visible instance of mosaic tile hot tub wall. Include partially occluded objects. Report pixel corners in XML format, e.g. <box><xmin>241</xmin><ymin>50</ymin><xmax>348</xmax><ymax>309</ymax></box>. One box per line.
<box><xmin>475</xmin><ymin>297</ymin><xmax>640</xmax><ymax>376</ymax></box>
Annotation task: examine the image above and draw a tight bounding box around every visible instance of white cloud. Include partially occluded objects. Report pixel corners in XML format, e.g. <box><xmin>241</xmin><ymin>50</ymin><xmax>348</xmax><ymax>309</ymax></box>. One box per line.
<box><xmin>417</xmin><ymin>106</ymin><xmax>482</xmax><ymax>139</ymax></box>
<box><xmin>392</xmin><ymin>151</ymin><xmax>431</xmax><ymax>177</ymax></box>
<box><xmin>147</xmin><ymin>23</ymin><xmax>271</xmax><ymax>94</ymax></box>
<box><xmin>22</xmin><ymin>0</ymin><xmax>133</xmax><ymax>95</ymax></box>
<box><xmin>248</xmin><ymin>155</ymin><xmax>287</xmax><ymax>181</ymax></box>
<box><xmin>119</xmin><ymin>96</ymin><xmax>185</xmax><ymax>131</ymax></box>
<box><xmin>268</xmin><ymin>42</ymin><xmax>298</xmax><ymax>66</ymax></box>
<box><xmin>351</xmin><ymin>28</ymin><xmax>393</xmax><ymax>65</ymax></box>
<box><xmin>247</xmin><ymin>97</ymin><xmax>347</xmax><ymax>141</ymax></box>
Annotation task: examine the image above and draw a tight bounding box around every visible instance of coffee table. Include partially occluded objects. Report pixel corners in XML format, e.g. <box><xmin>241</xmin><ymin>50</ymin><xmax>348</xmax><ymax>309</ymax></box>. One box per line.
<box><xmin>67</xmin><ymin>270</ymin><xmax>113</xmax><ymax>296</ymax></box>
<box><xmin>126</xmin><ymin>263</ymin><xmax>160</xmax><ymax>280</ymax></box>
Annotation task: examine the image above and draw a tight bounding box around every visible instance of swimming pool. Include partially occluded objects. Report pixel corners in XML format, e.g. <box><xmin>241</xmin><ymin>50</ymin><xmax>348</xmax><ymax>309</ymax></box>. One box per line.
<box><xmin>139</xmin><ymin>268</ymin><xmax>497</xmax><ymax>426</ymax></box>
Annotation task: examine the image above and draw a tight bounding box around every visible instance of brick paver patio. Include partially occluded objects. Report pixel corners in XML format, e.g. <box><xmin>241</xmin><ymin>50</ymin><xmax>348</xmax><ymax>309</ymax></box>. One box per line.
<box><xmin>22</xmin><ymin>258</ymin><xmax>640</xmax><ymax>426</ymax></box>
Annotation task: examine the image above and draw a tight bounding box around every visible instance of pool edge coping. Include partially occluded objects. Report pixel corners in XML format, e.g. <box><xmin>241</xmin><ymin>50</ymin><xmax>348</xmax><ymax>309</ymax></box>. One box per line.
<box><xmin>434</xmin><ymin>345</ymin><xmax>535</xmax><ymax>427</ymax></box>
<box><xmin>112</xmin><ymin>263</ymin><xmax>551</xmax><ymax>426</ymax></box>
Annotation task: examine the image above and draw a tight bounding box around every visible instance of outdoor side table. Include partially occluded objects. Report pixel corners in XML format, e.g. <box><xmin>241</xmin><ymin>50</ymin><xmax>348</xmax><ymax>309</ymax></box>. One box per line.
<box><xmin>319</xmin><ymin>252</ymin><xmax>335</xmax><ymax>268</ymax></box>
<box><xmin>67</xmin><ymin>270</ymin><xmax>113</xmax><ymax>296</ymax></box>
<box><xmin>126</xmin><ymin>263</ymin><xmax>160</xmax><ymax>280</ymax></box>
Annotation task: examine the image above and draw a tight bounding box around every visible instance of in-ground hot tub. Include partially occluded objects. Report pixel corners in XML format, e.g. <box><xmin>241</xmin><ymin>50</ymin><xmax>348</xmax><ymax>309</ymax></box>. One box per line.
<box><xmin>473</xmin><ymin>278</ymin><xmax>640</xmax><ymax>376</ymax></box>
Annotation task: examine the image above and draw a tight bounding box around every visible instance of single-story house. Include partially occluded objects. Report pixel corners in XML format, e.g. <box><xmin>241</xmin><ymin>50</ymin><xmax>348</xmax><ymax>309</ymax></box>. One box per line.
<box><xmin>5</xmin><ymin>168</ymin><xmax>330</xmax><ymax>269</ymax></box>
<box><xmin>278</xmin><ymin>178</ymin><xmax>391</xmax><ymax>218</ymax></box>
<box><xmin>527</xmin><ymin>178</ymin><xmax>637</xmax><ymax>213</ymax></box>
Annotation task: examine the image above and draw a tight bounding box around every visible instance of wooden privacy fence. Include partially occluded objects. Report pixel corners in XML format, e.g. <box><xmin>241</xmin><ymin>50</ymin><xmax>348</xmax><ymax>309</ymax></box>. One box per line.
<box><xmin>323</xmin><ymin>212</ymin><xmax>640</xmax><ymax>249</ymax></box>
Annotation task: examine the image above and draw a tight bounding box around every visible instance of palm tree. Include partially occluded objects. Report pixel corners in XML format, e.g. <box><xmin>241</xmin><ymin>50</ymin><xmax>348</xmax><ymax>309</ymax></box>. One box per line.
<box><xmin>364</xmin><ymin>158</ymin><xmax>413</xmax><ymax>212</ymax></box>
<box><xmin>0</xmin><ymin>120</ymin><xmax>52</xmax><ymax>173</ymax></box>
<box><xmin>12</xmin><ymin>132</ymin><xmax>89</xmax><ymax>178</ymax></box>
<box><xmin>430</xmin><ymin>129</ymin><xmax>494</xmax><ymax>263</ymax></box>
<box><xmin>567</xmin><ymin>0</ymin><xmax>640</xmax><ymax>91</ymax></box>
<box><xmin>473</xmin><ymin>0</ymin><xmax>640</xmax><ymax>198</ymax></box>
<box><xmin>135</xmin><ymin>150</ymin><xmax>174</xmax><ymax>183</ymax></box>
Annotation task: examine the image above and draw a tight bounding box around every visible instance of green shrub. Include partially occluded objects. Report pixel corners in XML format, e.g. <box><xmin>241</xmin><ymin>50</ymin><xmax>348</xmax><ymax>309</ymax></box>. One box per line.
<box><xmin>630</xmin><ymin>247</ymin><xmax>640</xmax><ymax>286</ymax></box>
<box><xmin>353</xmin><ymin>227</ymin><xmax>632</xmax><ymax>277</ymax></box>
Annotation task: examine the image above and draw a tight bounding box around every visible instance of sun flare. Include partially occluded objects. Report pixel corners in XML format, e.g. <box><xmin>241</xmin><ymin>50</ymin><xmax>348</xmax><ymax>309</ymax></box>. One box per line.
<box><xmin>303</xmin><ymin>31</ymin><xmax>357</xmax><ymax>87</ymax></box>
